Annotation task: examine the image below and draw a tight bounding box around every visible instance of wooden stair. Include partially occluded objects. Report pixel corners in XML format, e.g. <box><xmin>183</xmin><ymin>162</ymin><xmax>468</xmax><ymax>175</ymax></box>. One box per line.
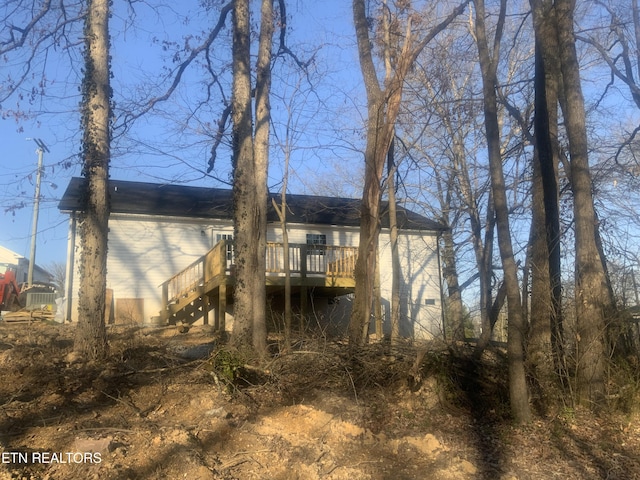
<box><xmin>166</xmin><ymin>286</ymin><xmax>208</xmax><ymax>325</ymax></box>
<box><xmin>159</xmin><ymin>239</ymin><xmax>357</xmax><ymax>330</ymax></box>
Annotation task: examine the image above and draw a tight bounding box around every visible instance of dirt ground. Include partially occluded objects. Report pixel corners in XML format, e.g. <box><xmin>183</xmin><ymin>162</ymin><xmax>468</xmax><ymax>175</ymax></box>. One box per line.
<box><xmin>0</xmin><ymin>321</ymin><xmax>639</xmax><ymax>480</ymax></box>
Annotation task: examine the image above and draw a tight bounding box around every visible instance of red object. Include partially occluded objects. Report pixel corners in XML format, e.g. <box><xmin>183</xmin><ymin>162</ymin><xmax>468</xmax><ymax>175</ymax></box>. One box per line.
<box><xmin>0</xmin><ymin>269</ymin><xmax>21</xmax><ymax>312</ymax></box>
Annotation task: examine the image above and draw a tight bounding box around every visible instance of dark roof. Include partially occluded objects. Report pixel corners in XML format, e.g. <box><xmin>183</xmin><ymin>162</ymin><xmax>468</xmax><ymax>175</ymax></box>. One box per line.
<box><xmin>58</xmin><ymin>177</ymin><xmax>445</xmax><ymax>231</ymax></box>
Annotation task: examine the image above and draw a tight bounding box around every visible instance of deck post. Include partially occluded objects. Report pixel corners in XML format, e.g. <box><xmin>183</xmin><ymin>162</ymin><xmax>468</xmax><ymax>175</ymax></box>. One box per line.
<box><xmin>300</xmin><ymin>244</ymin><xmax>308</xmax><ymax>329</ymax></box>
<box><xmin>161</xmin><ymin>282</ymin><xmax>169</xmax><ymax>323</ymax></box>
<box><xmin>213</xmin><ymin>292</ymin><xmax>220</xmax><ymax>331</ymax></box>
<box><xmin>217</xmin><ymin>283</ymin><xmax>227</xmax><ymax>333</ymax></box>
<box><xmin>202</xmin><ymin>293</ymin><xmax>210</xmax><ymax>325</ymax></box>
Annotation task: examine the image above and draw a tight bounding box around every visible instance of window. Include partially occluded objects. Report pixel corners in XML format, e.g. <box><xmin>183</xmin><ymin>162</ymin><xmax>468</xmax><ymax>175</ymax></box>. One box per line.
<box><xmin>216</xmin><ymin>233</ymin><xmax>233</xmax><ymax>242</ymax></box>
<box><xmin>306</xmin><ymin>234</ymin><xmax>326</xmax><ymax>255</ymax></box>
<box><xmin>216</xmin><ymin>233</ymin><xmax>234</xmax><ymax>262</ymax></box>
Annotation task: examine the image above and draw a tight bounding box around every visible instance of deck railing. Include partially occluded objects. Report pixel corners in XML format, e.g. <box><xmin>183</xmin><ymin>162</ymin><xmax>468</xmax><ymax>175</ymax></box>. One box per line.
<box><xmin>265</xmin><ymin>243</ymin><xmax>358</xmax><ymax>278</ymax></box>
<box><xmin>161</xmin><ymin>240</ymin><xmax>357</xmax><ymax>307</ymax></box>
<box><xmin>162</xmin><ymin>240</ymin><xmax>231</xmax><ymax>306</ymax></box>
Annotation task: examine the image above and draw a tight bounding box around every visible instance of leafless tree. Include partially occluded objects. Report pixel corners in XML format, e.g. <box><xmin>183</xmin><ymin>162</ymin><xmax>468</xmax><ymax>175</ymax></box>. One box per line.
<box><xmin>399</xmin><ymin>28</ymin><xmax>489</xmax><ymax>342</ymax></box>
<box><xmin>74</xmin><ymin>0</ymin><xmax>112</xmax><ymax>359</ymax></box>
<box><xmin>528</xmin><ymin>0</ymin><xmax>567</xmax><ymax>395</ymax></box>
<box><xmin>0</xmin><ymin>0</ymin><xmax>85</xmax><ymax>110</ymax></box>
<box><xmin>577</xmin><ymin>0</ymin><xmax>640</xmax><ymax>160</ymax></box>
<box><xmin>1</xmin><ymin>0</ymin><xmax>110</xmax><ymax>359</ymax></box>
<box><xmin>271</xmin><ymin>56</ymin><xmax>324</xmax><ymax>348</ymax></box>
<box><xmin>349</xmin><ymin>0</ymin><xmax>469</xmax><ymax>346</ymax></box>
<box><xmin>45</xmin><ymin>261</ymin><xmax>67</xmax><ymax>295</ymax></box>
<box><xmin>230</xmin><ymin>0</ymin><xmax>276</xmax><ymax>358</ymax></box>
<box><xmin>472</xmin><ymin>0</ymin><xmax>531</xmax><ymax>422</ymax></box>
<box><xmin>553</xmin><ymin>0</ymin><xmax>615</xmax><ymax>407</ymax></box>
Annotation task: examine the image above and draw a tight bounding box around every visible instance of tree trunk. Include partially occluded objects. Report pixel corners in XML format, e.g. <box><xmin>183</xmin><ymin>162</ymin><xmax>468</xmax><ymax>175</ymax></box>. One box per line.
<box><xmin>74</xmin><ymin>0</ymin><xmax>111</xmax><ymax>360</ymax></box>
<box><xmin>528</xmin><ymin>149</ymin><xmax>552</xmax><ymax>367</ymax></box>
<box><xmin>349</xmin><ymin>0</ymin><xmax>389</xmax><ymax>346</ymax></box>
<box><xmin>529</xmin><ymin>0</ymin><xmax>566</xmax><ymax>390</ymax></box>
<box><xmin>349</xmin><ymin>134</ymin><xmax>385</xmax><ymax>346</ymax></box>
<box><xmin>251</xmin><ymin>0</ymin><xmax>273</xmax><ymax>357</ymax></box>
<box><xmin>387</xmin><ymin>138</ymin><xmax>401</xmax><ymax>344</ymax></box>
<box><xmin>473</xmin><ymin>0</ymin><xmax>531</xmax><ymax>423</ymax></box>
<box><xmin>555</xmin><ymin>0</ymin><xmax>610</xmax><ymax>407</ymax></box>
<box><xmin>272</xmin><ymin>165</ymin><xmax>291</xmax><ymax>349</ymax></box>
<box><xmin>231</xmin><ymin>0</ymin><xmax>258</xmax><ymax>352</ymax></box>
<box><xmin>231</xmin><ymin>0</ymin><xmax>272</xmax><ymax>358</ymax></box>
<box><xmin>473</xmin><ymin>196</ymin><xmax>496</xmax><ymax>355</ymax></box>
<box><xmin>441</xmin><ymin>226</ymin><xmax>464</xmax><ymax>341</ymax></box>
<box><xmin>282</xmin><ymin>209</ymin><xmax>291</xmax><ymax>346</ymax></box>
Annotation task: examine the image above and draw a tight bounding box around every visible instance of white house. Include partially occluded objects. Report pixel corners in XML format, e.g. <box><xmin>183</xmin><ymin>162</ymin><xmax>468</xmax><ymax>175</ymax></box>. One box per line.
<box><xmin>0</xmin><ymin>245</ymin><xmax>52</xmax><ymax>286</ymax></box>
<box><xmin>59</xmin><ymin>178</ymin><xmax>446</xmax><ymax>339</ymax></box>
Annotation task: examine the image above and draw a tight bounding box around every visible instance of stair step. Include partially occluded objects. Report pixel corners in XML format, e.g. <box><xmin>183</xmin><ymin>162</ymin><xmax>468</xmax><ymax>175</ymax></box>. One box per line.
<box><xmin>167</xmin><ymin>295</ymin><xmax>208</xmax><ymax>326</ymax></box>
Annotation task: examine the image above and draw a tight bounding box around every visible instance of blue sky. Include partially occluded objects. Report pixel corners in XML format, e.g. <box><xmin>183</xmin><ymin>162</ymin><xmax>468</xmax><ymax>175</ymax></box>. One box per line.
<box><xmin>3</xmin><ymin>0</ymin><xmax>637</xmax><ymax>300</ymax></box>
<box><xmin>0</xmin><ymin>1</ymin><xmax>364</xmax><ymax>268</ymax></box>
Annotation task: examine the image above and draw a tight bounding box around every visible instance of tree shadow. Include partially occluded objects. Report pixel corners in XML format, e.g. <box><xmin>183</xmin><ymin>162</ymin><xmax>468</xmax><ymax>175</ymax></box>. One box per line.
<box><xmin>0</xmin><ymin>327</ymin><xmax>202</xmax><ymax>455</ymax></box>
<box><xmin>549</xmin><ymin>414</ymin><xmax>640</xmax><ymax>479</ymax></box>
<box><xmin>420</xmin><ymin>348</ymin><xmax>511</xmax><ymax>479</ymax></box>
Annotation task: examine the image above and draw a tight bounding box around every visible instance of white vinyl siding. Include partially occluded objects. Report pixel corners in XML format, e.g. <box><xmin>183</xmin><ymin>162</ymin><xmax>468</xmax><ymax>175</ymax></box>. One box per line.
<box><xmin>69</xmin><ymin>214</ymin><xmax>442</xmax><ymax>338</ymax></box>
<box><xmin>377</xmin><ymin>230</ymin><xmax>443</xmax><ymax>338</ymax></box>
<box><xmin>69</xmin><ymin>214</ymin><xmax>233</xmax><ymax>322</ymax></box>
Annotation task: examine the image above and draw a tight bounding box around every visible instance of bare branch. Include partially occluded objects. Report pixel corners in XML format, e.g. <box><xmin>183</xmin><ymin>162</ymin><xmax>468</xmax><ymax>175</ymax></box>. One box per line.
<box><xmin>407</xmin><ymin>1</ymin><xmax>471</xmax><ymax>76</ymax></box>
<box><xmin>117</xmin><ymin>2</ymin><xmax>233</xmax><ymax>132</ymax></box>
<box><xmin>207</xmin><ymin>104</ymin><xmax>231</xmax><ymax>173</ymax></box>
<box><xmin>0</xmin><ymin>0</ymin><xmax>52</xmax><ymax>54</ymax></box>
<box><xmin>0</xmin><ymin>1</ymin><xmax>85</xmax><ymax>105</ymax></box>
<box><xmin>577</xmin><ymin>34</ymin><xmax>640</xmax><ymax>109</ymax></box>
<box><xmin>275</xmin><ymin>0</ymin><xmax>314</xmax><ymax>71</ymax></box>
<box><xmin>614</xmin><ymin>123</ymin><xmax>640</xmax><ymax>164</ymax></box>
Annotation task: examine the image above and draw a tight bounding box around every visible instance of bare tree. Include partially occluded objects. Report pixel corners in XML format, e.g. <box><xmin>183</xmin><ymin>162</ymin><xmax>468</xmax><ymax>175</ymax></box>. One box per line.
<box><xmin>380</xmin><ymin>1</ymin><xmax>401</xmax><ymax>345</ymax></box>
<box><xmin>472</xmin><ymin>0</ymin><xmax>531</xmax><ymax>422</ymax></box>
<box><xmin>46</xmin><ymin>261</ymin><xmax>67</xmax><ymax>295</ymax></box>
<box><xmin>528</xmin><ymin>0</ymin><xmax>567</xmax><ymax>393</ymax></box>
<box><xmin>577</xmin><ymin>0</ymin><xmax>640</xmax><ymax>359</ymax></box>
<box><xmin>350</xmin><ymin>0</ymin><xmax>469</xmax><ymax>346</ymax></box>
<box><xmin>230</xmin><ymin>0</ymin><xmax>274</xmax><ymax>358</ymax></box>
<box><xmin>271</xmin><ymin>57</ymin><xmax>323</xmax><ymax>347</ymax></box>
<box><xmin>74</xmin><ymin>0</ymin><xmax>111</xmax><ymax>359</ymax></box>
<box><xmin>399</xmin><ymin>35</ymin><xmax>479</xmax><ymax>342</ymax></box>
<box><xmin>555</xmin><ymin>0</ymin><xmax>614</xmax><ymax>407</ymax></box>
<box><xmin>0</xmin><ymin>0</ymin><xmax>110</xmax><ymax>359</ymax></box>
<box><xmin>577</xmin><ymin>0</ymin><xmax>640</xmax><ymax>158</ymax></box>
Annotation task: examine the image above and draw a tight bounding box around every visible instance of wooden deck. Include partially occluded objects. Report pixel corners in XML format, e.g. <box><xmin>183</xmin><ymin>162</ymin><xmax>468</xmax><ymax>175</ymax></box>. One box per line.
<box><xmin>160</xmin><ymin>240</ymin><xmax>357</xmax><ymax>327</ymax></box>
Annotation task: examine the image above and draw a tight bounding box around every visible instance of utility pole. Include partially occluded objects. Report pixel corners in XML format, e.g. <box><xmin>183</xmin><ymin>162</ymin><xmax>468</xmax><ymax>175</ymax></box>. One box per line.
<box><xmin>27</xmin><ymin>138</ymin><xmax>49</xmax><ymax>287</ymax></box>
